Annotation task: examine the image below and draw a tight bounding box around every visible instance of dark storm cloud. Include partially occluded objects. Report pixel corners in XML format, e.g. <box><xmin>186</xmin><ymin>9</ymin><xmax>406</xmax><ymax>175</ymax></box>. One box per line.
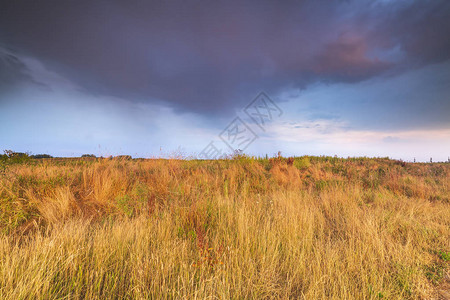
<box><xmin>0</xmin><ymin>0</ymin><xmax>449</xmax><ymax>115</ymax></box>
<box><xmin>0</xmin><ymin>47</ymin><xmax>35</xmax><ymax>93</ymax></box>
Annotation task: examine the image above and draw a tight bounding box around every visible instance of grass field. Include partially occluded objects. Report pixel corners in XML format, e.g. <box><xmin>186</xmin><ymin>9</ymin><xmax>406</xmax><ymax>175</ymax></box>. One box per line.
<box><xmin>0</xmin><ymin>155</ymin><xmax>449</xmax><ymax>299</ymax></box>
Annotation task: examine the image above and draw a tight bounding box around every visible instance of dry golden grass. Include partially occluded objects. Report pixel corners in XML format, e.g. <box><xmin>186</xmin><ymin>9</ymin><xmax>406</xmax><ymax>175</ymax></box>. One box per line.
<box><xmin>0</xmin><ymin>156</ymin><xmax>449</xmax><ymax>299</ymax></box>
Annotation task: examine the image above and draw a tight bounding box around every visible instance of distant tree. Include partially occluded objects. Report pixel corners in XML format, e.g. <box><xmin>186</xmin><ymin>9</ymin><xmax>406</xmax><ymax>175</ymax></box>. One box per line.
<box><xmin>31</xmin><ymin>154</ymin><xmax>53</xmax><ymax>159</ymax></box>
<box><xmin>2</xmin><ymin>150</ymin><xmax>30</xmax><ymax>164</ymax></box>
<box><xmin>231</xmin><ymin>149</ymin><xmax>247</xmax><ymax>160</ymax></box>
<box><xmin>4</xmin><ymin>150</ymin><xmax>29</xmax><ymax>158</ymax></box>
<box><xmin>81</xmin><ymin>154</ymin><xmax>97</xmax><ymax>158</ymax></box>
<box><xmin>234</xmin><ymin>149</ymin><xmax>243</xmax><ymax>155</ymax></box>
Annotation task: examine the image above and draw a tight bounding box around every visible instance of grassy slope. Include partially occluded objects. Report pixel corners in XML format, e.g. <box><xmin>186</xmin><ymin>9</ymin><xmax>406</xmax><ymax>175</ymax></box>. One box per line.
<box><xmin>0</xmin><ymin>156</ymin><xmax>449</xmax><ymax>299</ymax></box>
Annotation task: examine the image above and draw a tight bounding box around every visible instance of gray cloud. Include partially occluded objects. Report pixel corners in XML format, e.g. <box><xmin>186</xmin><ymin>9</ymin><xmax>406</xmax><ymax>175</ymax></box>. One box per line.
<box><xmin>0</xmin><ymin>0</ymin><xmax>449</xmax><ymax>117</ymax></box>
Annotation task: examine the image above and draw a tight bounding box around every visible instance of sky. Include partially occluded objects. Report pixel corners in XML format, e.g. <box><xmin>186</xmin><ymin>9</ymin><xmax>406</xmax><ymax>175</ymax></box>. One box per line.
<box><xmin>0</xmin><ymin>0</ymin><xmax>449</xmax><ymax>161</ymax></box>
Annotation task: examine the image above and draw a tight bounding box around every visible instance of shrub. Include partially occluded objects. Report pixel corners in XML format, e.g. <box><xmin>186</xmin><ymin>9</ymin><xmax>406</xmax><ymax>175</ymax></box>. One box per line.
<box><xmin>293</xmin><ymin>156</ymin><xmax>311</xmax><ymax>170</ymax></box>
<box><xmin>114</xmin><ymin>155</ymin><xmax>132</xmax><ymax>160</ymax></box>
